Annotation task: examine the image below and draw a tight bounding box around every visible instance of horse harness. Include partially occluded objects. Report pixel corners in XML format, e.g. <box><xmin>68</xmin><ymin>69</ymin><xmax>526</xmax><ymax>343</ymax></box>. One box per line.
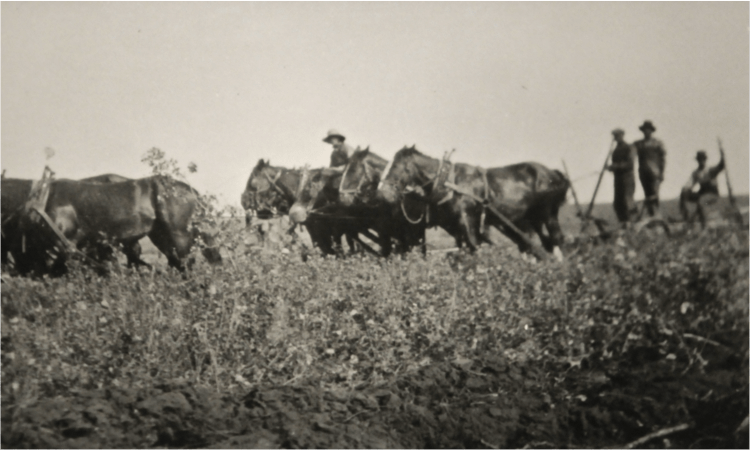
<box><xmin>262</xmin><ymin>169</ymin><xmax>290</xmax><ymax>198</ymax></box>
<box><xmin>400</xmin><ymin>159</ymin><xmax>494</xmax><ymax>227</ymax></box>
<box><xmin>339</xmin><ymin>159</ymin><xmax>374</xmax><ymax>196</ymax></box>
<box><xmin>249</xmin><ymin>168</ymin><xmax>301</xmax><ymax>217</ymax></box>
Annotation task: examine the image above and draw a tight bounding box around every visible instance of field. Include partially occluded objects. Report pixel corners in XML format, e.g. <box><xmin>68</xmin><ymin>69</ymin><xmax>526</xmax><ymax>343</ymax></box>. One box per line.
<box><xmin>2</xmin><ymin>205</ymin><xmax>748</xmax><ymax>448</ymax></box>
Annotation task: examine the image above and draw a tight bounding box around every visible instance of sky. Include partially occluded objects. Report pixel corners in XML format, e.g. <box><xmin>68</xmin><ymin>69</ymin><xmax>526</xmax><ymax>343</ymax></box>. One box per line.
<box><xmin>2</xmin><ymin>2</ymin><xmax>748</xmax><ymax>210</ymax></box>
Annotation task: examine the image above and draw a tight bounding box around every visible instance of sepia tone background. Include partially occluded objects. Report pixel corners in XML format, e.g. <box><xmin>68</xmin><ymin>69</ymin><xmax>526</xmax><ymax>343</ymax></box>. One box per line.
<box><xmin>2</xmin><ymin>2</ymin><xmax>748</xmax><ymax>208</ymax></box>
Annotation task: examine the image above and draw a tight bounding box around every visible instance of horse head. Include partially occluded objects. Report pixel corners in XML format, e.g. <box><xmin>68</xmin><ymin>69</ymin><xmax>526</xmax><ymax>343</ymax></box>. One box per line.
<box><xmin>376</xmin><ymin>145</ymin><xmax>439</xmax><ymax>205</ymax></box>
<box><xmin>339</xmin><ymin>147</ymin><xmax>388</xmax><ymax>207</ymax></box>
<box><xmin>242</xmin><ymin>160</ymin><xmax>300</xmax><ymax>222</ymax></box>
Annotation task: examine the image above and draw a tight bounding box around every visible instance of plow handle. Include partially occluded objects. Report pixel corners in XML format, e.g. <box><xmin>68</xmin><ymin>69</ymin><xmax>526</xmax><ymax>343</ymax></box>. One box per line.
<box><xmin>585</xmin><ymin>139</ymin><xmax>616</xmax><ymax>220</ymax></box>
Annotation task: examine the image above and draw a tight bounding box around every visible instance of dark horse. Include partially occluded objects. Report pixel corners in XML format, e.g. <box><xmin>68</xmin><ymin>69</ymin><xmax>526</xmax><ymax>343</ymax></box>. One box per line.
<box><xmin>3</xmin><ymin>174</ymin><xmax>141</xmax><ymax>271</ymax></box>
<box><xmin>2</xmin><ymin>177</ymin><xmax>36</xmax><ymax>270</ymax></box>
<box><xmin>5</xmin><ymin>175</ymin><xmax>222</xmax><ymax>275</ymax></box>
<box><xmin>287</xmin><ymin>167</ymin><xmax>359</xmax><ymax>255</ymax></box>
<box><xmin>241</xmin><ymin>159</ymin><xmax>307</xmax><ymax>222</ymax></box>
<box><xmin>241</xmin><ymin>159</ymin><xmax>353</xmax><ymax>254</ymax></box>
<box><xmin>80</xmin><ymin>173</ymin><xmax>143</xmax><ymax>263</ymax></box>
<box><xmin>377</xmin><ymin>146</ymin><xmax>568</xmax><ymax>259</ymax></box>
<box><xmin>337</xmin><ymin>147</ymin><xmax>427</xmax><ymax>255</ymax></box>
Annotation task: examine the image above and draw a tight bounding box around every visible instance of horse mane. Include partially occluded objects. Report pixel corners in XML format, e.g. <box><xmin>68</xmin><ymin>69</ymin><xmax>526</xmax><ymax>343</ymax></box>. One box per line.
<box><xmin>349</xmin><ymin>146</ymin><xmax>370</xmax><ymax>160</ymax></box>
<box><xmin>393</xmin><ymin>145</ymin><xmax>424</xmax><ymax>162</ymax></box>
<box><xmin>350</xmin><ymin>146</ymin><xmax>388</xmax><ymax>166</ymax></box>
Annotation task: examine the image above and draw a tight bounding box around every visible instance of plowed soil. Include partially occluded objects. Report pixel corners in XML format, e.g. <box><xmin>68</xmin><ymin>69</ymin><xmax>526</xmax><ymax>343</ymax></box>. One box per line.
<box><xmin>4</xmin><ymin>339</ymin><xmax>747</xmax><ymax>449</ymax></box>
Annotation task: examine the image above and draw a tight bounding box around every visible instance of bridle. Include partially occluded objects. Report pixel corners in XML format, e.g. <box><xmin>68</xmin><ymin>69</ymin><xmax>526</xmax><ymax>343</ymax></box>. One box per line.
<box><xmin>292</xmin><ymin>167</ymin><xmax>337</xmax><ymax>218</ymax></box>
<box><xmin>295</xmin><ymin>168</ymin><xmax>321</xmax><ymax>215</ymax></box>
<box><xmin>339</xmin><ymin>158</ymin><xmax>375</xmax><ymax>197</ymax></box>
<box><xmin>261</xmin><ymin>169</ymin><xmax>289</xmax><ymax>197</ymax></box>
<box><xmin>379</xmin><ymin>150</ymin><xmax>456</xmax><ymax>225</ymax></box>
<box><xmin>247</xmin><ymin>168</ymin><xmax>297</xmax><ymax>216</ymax></box>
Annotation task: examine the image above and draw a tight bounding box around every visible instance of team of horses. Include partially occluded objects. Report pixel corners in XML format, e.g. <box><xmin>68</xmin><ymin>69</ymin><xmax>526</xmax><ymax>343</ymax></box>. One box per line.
<box><xmin>242</xmin><ymin>146</ymin><xmax>569</xmax><ymax>261</ymax></box>
<box><xmin>2</xmin><ymin>146</ymin><xmax>569</xmax><ymax>276</ymax></box>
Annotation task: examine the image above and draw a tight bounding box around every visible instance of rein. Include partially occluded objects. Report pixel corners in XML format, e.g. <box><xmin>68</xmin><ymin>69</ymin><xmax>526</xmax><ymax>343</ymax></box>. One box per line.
<box><xmin>245</xmin><ymin>168</ymin><xmax>303</xmax><ymax>218</ymax></box>
<box><xmin>340</xmin><ymin>159</ymin><xmax>374</xmax><ymax>196</ymax></box>
<box><xmin>377</xmin><ymin>158</ymin><xmax>394</xmax><ymax>191</ymax></box>
<box><xmin>297</xmin><ymin>167</ymin><xmax>343</xmax><ymax>215</ymax></box>
<box><xmin>261</xmin><ymin>170</ymin><xmax>288</xmax><ymax>197</ymax></box>
<box><xmin>297</xmin><ymin>170</ymin><xmax>320</xmax><ymax>214</ymax></box>
<box><xmin>339</xmin><ymin>161</ymin><xmax>351</xmax><ymax>192</ymax></box>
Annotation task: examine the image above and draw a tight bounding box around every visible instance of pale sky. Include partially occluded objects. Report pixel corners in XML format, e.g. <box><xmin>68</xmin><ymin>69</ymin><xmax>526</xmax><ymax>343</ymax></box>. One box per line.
<box><xmin>2</xmin><ymin>2</ymin><xmax>748</xmax><ymax>209</ymax></box>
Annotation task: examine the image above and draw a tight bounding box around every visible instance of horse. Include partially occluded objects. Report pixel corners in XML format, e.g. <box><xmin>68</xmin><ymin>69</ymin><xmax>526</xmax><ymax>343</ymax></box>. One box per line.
<box><xmin>241</xmin><ymin>159</ymin><xmax>307</xmax><ymax>223</ymax></box>
<box><xmin>3</xmin><ymin>174</ymin><xmax>142</xmax><ymax>272</ymax></box>
<box><xmin>241</xmin><ymin>160</ymin><xmax>353</xmax><ymax>254</ymax></box>
<box><xmin>377</xmin><ymin>146</ymin><xmax>568</xmax><ymax>259</ymax></box>
<box><xmin>10</xmin><ymin>175</ymin><xmax>222</xmax><ymax>275</ymax></box>
<box><xmin>286</xmin><ymin>166</ymin><xmax>386</xmax><ymax>256</ymax></box>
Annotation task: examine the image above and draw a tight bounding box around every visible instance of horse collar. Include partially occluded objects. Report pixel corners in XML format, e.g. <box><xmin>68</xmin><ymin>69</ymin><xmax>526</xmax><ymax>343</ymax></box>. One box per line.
<box><xmin>434</xmin><ymin>162</ymin><xmax>456</xmax><ymax>205</ymax></box>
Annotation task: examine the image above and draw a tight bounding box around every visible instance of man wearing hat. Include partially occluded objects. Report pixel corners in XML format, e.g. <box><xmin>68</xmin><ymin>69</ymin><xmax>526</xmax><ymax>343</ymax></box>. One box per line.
<box><xmin>607</xmin><ymin>128</ymin><xmax>637</xmax><ymax>225</ymax></box>
<box><xmin>323</xmin><ymin>129</ymin><xmax>354</xmax><ymax>168</ymax></box>
<box><xmin>634</xmin><ymin>120</ymin><xmax>666</xmax><ymax>217</ymax></box>
<box><xmin>680</xmin><ymin>148</ymin><xmax>725</xmax><ymax>228</ymax></box>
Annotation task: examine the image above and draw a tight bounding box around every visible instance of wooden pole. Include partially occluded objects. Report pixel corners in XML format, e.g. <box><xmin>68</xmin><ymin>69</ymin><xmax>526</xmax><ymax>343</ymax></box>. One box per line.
<box><xmin>585</xmin><ymin>139</ymin><xmax>616</xmax><ymax>220</ymax></box>
<box><xmin>561</xmin><ymin>159</ymin><xmax>583</xmax><ymax>218</ymax></box>
<box><xmin>718</xmin><ymin>138</ymin><xmax>744</xmax><ymax>226</ymax></box>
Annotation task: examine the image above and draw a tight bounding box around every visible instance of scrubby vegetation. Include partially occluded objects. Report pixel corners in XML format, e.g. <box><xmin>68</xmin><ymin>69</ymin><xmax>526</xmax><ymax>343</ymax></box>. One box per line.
<box><xmin>2</xmin><ymin>222</ymin><xmax>748</xmax><ymax>448</ymax></box>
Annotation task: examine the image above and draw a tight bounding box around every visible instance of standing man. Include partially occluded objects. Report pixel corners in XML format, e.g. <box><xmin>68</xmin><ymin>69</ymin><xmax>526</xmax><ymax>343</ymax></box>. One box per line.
<box><xmin>323</xmin><ymin>129</ymin><xmax>353</xmax><ymax>168</ymax></box>
<box><xmin>680</xmin><ymin>149</ymin><xmax>725</xmax><ymax>228</ymax></box>
<box><xmin>633</xmin><ymin>120</ymin><xmax>666</xmax><ymax>217</ymax></box>
<box><xmin>607</xmin><ymin>128</ymin><xmax>637</xmax><ymax>226</ymax></box>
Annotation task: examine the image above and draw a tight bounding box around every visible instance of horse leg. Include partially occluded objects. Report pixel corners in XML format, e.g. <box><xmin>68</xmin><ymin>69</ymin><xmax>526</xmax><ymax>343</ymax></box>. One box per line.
<box><xmin>345</xmin><ymin>232</ymin><xmax>359</xmax><ymax>254</ymax></box>
<box><xmin>148</xmin><ymin>219</ymin><xmax>190</xmax><ymax>271</ymax></box>
<box><xmin>307</xmin><ymin>221</ymin><xmax>334</xmax><ymax>255</ymax></box>
<box><xmin>545</xmin><ymin>214</ymin><xmax>565</xmax><ymax>261</ymax></box>
<box><xmin>453</xmin><ymin>225</ymin><xmax>464</xmax><ymax>249</ymax></box>
<box><xmin>121</xmin><ymin>239</ymin><xmax>151</xmax><ymax>268</ymax></box>
<box><xmin>459</xmin><ymin>210</ymin><xmax>480</xmax><ymax>252</ymax></box>
<box><xmin>532</xmin><ymin>221</ymin><xmax>554</xmax><ymax>253</ymax></box>
<box><xmin>380</xmin><ymin>228</ymin><xmax>393</xmax><ymax>257</ymax></box>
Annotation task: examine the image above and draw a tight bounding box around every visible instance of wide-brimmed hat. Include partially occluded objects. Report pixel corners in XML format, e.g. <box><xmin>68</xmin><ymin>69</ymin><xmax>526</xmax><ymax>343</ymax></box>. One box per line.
<box><xmin>611</xmin><ymin>128</ymin><xmax>625</xmax><ymax>137</ymax></box>
<box><xmin>639</xmin><ymin>120</ymin><xmax>656</xmax><ymax>132</ymax></box>
<box><xmin>696</xmin><ymin>150</ymin><xmax>707</xmax><ymax>161</ymax></box>
<box><xmin>322</xmin><ymin>129</ymin><xmax>346</xmax><ymax>143</ymax></box>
